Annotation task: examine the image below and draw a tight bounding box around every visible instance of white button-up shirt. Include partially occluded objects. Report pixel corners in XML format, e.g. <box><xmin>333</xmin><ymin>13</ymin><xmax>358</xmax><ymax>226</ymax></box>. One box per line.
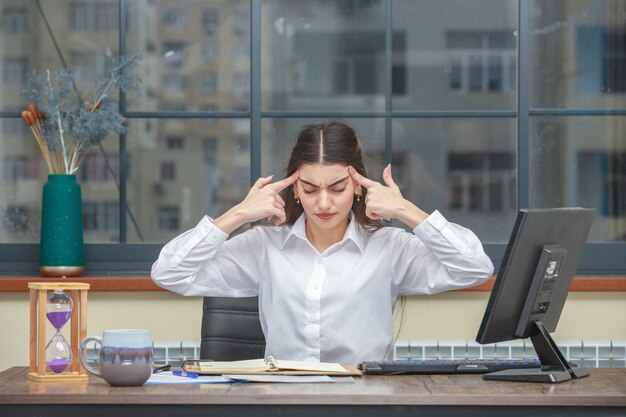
<box><xmin>151</xmin><ymin>210</ymin><xmax>493</xmax><ymax>364</ymax></box>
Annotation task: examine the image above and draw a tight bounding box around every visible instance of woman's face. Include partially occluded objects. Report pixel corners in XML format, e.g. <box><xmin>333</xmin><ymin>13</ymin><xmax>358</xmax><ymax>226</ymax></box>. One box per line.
<box><xmin>294</xmin><ymin>163</ymin><xmax>361</xmax><ymax>232</ymax></box>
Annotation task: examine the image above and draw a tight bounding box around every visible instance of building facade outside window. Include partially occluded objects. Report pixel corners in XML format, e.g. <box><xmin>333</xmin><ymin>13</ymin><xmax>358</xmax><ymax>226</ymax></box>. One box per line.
<box><xmin>202</xmin><ymin>9</ymin><xmax>218</xmax><ymax>34</ymax></box>
<box><xmin>162</xmin><ymin>9</ymin><xmax>187</xmax><ymax>27</ymax></box>
<box><xmin>0</xmin><ymin>1</ymin><xmax>624</xmax><ymax>275</ymax></box>
<box><xmin>2</xmin><ymin>8</ymin><xmax>27</xmax><ymax>34</ymax></box>
<box><xmin>3</xmin><ymin>58</ymin><xmax>27</xmax><ymax>83</ymax></box>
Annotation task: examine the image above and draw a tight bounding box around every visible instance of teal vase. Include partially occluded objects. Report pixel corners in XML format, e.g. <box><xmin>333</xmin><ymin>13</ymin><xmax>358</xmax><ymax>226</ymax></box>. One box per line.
<box><xmin>39</xmin><ymin>174</ymin><xmax>85</xmax><ymax>277</ymax></box>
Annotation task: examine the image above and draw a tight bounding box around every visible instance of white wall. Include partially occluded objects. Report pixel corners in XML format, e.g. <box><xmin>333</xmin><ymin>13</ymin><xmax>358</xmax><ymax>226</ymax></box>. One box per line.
<box><xmin>1</xmin><ymin>291</ymin><xmax>624</xmax><ymax>371</ymax></box>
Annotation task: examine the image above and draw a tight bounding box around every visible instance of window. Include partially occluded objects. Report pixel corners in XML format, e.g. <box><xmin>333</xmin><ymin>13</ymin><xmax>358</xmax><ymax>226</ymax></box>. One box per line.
<box><xmin>603</xmin><ymin>29</ymin><xmax>626</xmax><ymax>93</ymax></box>
<box><xmin>446</xmin><ymin>30</ymin><xmax>516</xmax><ymax>93</ymax></box>
<box><xmin>203</xmin><ymin>138</ymin><xmax>217</xmax><ymax>162</ymax></box>
<box><xmin>160</xmin><ymin>161</ymin><xmax>176</xmax><ymax>181</ymax></box>
<box><xmin>3</xmin><ymin>206</ymin><xmax>29</xmax><ymax>233</ymax></box>
<box><xmin>2</xmin><ymin>8</ymin><xmax>27</xmax><ymax>33</ymax></box>
<box><xmin>392</xmin><ymin>64</ymin><xmax>406</xmax><ymax>95</ymax></box>
<box><xmin>162</xmin><ymin>9</ymin><xmax>187</xmax><ymax>27</ymax></box>
<box><xmin>232</xmin><ymin>106</ymin><xmax>249</xmax><ymax>133</ymax></box>
<box><xmin>71</xmin><ymin>53</ymin><xmax>108</xmax><ymax>83</ymax></box>
<box><xmin>232</xmin><ymin>10</ymin><xmax>248</xmax><ymax>35</ymax></box>
<box><xmin>234</xmin><ymin>167</ymin><xmax>248</xmax><ymax>186</ymax></box>
<box><xmin>79</xmin><ymin>153</ymin><xmax>118</xmax><ymax>182</ymax></box>
<box><xmin>163</xmin><ymin>42</ymin><xmax>186</xmax><ymax>67</ymax></box>
<box><xmin>233</xmin><ymin>42</ymin><xmax>249</xmax><ymax>58</ymax></box>
<box><xmin>233</xmin><ymin>138</ymin><xmax>249</xmax><ymax>154</ymax></box>
<box><xmin>83</xmin><ymin>202</ymin><xmax>118</xmax><ymax>232</ymax></box>
<box><xmin>3</xmin><ymin>117</ymin><xmax>27</xmax><ymax>134</ymax></box>
<box><xmin>202</xmin><ymin>42</ymin><xmax>218</xmax><ymax>61</ymax></box>
<box><xmin>202</xmin><ymin>74</ymin><xmax>217</xmax><ymax>93</ymax></box>
<box><xmin>233</xmin><ymin>73</ymin><xmax>249</xmax><ymax>97</ymax></box>
<box><xmin>202</xmin><ymin>105</ymin><xmax>217</xmax><ymax>125</ymax></box>
<box><xmin>70</xmin><ymin>3</ymin><xmax>118</xmax><ymax>32</ymax></box>
<box><xmin>578</xmin><ymin>151</ymin><xmax>626</xmax><ymax>219</ymax></box>
<box><xmin>163</xmin><ymin>74</ymin><xmax>187</xmax><ymax>89</ymax></box>
<box><xmin>1</xmin><ymin>1</ymin><xmax>623</xmax><ymax>276</ymax></box>
<box><xmin>577</xmin><ymin>27</ymin><xmax>626</xmax><ymax>94</ymax></box>
<box><xmin>448</xmin><ymin>152</ymin><xmax>515</xmax><ymax>212</ymax></box>
<box><xmin>3</xmin><ymin>58</ymin><xmax>27</xmax><ymax>83</ymax></box>
<box><xmin>166</xmin><ymin>137</ymin><xmax>184</xmax><ymax>150</ymax></box>
<box><xmin>158</xmin><ymin>206</ymin><xmax>179</xmax><ymax>231</ymax></box>
<box><xmin>3</xmin><ymin>156</ymin><xmax>39</xmax><ymax>181</ymax></box>
<box><xmin>294</xmin><ymin>31</ymin><xmax>404</xmax><ymax>96</ymax></box>
<box><xmin>202</xmin><ymin>9</ymin><xmax>218</xmax><ymax>34</ymax></box>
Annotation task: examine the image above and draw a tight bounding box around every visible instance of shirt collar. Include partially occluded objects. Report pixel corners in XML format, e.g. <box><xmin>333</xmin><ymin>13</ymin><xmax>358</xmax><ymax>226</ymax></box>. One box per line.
<box><xmin>281</xmin><ymin>212</ymin><xmax>365</xmax><ymax>254</ymax></box>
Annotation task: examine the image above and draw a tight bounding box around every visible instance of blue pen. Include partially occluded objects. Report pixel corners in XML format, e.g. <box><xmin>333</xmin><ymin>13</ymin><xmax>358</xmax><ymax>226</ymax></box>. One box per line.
<box><xmin>172</xmin><ymin>370</ymin><xmax>199</xmax><ymax>378</ymax></box>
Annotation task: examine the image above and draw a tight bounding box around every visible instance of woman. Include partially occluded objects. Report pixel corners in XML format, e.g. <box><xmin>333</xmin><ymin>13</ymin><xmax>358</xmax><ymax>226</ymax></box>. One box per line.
<box><xmin>151</xmin><ymin>121</ymin><xmax>493</xmax><ymax>364</ymax></box>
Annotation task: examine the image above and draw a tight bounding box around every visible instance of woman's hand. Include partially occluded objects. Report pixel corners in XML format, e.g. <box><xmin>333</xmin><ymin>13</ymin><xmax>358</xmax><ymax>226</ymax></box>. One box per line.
<box><xmin>214</xmin><ymin>172</ymin><xmax>300</xmax><ymax>234</ymax></box>
<box><xmin>348</xmin><ymin>165</ymin><xmax>428</xmax><ymax>229</ymax></box>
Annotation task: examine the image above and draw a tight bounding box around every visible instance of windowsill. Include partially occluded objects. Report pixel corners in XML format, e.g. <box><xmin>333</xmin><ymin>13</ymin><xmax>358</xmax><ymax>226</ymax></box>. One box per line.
<box><xmin>0</xmin><ymin>276</ymin><xmax>625</xmax><ymax>292</ymax></box>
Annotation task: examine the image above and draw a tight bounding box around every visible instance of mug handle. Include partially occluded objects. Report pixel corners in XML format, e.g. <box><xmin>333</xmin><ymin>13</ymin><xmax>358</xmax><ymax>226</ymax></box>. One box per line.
<box><xmin>79</xmin><ymin>336</ymin><xmax>102</xmax><ymax>377</ymax></box>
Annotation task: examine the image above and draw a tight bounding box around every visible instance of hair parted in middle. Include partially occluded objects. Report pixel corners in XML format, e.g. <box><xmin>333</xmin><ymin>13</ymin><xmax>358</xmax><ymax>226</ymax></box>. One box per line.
<box><xmin>279</xmin><ymin>120</ymin><xmax>383</xmax><ymax>232</ymax></box>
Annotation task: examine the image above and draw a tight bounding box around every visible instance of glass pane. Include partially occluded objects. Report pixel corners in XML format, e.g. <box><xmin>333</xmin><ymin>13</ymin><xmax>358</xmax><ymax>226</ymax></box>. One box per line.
<box><xmin>0</xmin><ymin>121</ymin><xmax>44</xmax><ymax>242</ymax></box>
<box><xmin>530</xmin><ymin>0</ymin><xmax>626</xmax><ymax>108</ymax></box>
<box><xmin>261</xmin><ymin>118</ymin><xmax>385</xmax><ymax>182</ymax></box>
<box><xmin>79</xmin><ymin>142</ymin><xmax>121</xmax><ymax>243</ymax></box>
<box><xmin>0</xmin><ymin>0</ymin><xmax>119</xmax><ymax>111</ymax></box>
<box><xmin>0</xmin><ymin>0</ymin><xmax>121</xmax><ymax>243</ymax></box>
<box><xmin>0</xmin><ymin>126</ymin><xmax>120</xmax><ymax>243</ymax></box>
<box><xmin>262</xmin><ymin>1</ymin><xmax>386</xmax><ymax>112</ymax></box>
<box><xmin>126</xmin><ymin>118</ymin><xmax>249</xmax><ymax>242</ymax></box>
<box><xmin>530</xmin><ymin>116</ymin><xmax>626</xmax><ymax>242</ymax></box>
<box><xmin>125</xmin><ymin>0</ymin><xmax>250</xmax><ymax>111</ymax></box>
<box><xmin>393</xmin><ymin>0</ymin><xmax>517</xmax><ymax>111</ymax></box>
<box><xmin>393</xmin><ymin>118</ymin><xmax>517</xmax><ymax>243</ymax></box>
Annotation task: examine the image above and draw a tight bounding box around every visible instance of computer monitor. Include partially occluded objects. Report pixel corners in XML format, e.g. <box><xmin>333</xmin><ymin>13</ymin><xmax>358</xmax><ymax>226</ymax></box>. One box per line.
<box><xmin>476</xmin><ymin>207</ymin><xmax>595</xmax><ymax>383</ymax></box>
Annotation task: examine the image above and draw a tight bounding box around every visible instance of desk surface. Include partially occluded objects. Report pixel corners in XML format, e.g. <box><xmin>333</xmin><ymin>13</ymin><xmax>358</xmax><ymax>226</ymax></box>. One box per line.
<box><xmin>1</xmin><ymin>367</ymin><xmax>625</xmax><ymax>417</ymax></box>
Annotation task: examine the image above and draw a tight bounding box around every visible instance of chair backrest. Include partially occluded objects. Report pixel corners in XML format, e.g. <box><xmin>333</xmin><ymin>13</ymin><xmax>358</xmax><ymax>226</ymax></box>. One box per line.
<box><xmin>200</xmin><ymin>296</ymin><xmax>266</xmax><ymax>360</ymax></box>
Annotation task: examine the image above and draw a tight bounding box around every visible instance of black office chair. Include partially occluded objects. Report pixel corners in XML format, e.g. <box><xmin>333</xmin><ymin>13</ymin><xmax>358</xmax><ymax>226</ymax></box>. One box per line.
<box><xmin>200</xmin><ymin>296</ymin><xmax>266</xmax><ymax>360</ymax></box>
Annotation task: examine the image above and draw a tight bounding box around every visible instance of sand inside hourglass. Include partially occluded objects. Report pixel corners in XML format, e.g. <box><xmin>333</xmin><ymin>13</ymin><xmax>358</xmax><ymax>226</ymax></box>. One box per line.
<box><xmin>46</xmin><ymin>290</ymin><xmax>73</xmax><ymax>374</ymax></box>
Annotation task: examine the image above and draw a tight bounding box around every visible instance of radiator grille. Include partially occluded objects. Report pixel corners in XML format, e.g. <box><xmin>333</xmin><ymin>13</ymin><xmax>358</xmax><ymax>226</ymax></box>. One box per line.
<box><xmin>394</xmin><ymin>339</ymin><xmax>626</xmax><ymax>368</ymax></box>
<box><xmin>84</xmin><ymin>339</ymin><xmax>626</xmax><ymax>368</ymax></box>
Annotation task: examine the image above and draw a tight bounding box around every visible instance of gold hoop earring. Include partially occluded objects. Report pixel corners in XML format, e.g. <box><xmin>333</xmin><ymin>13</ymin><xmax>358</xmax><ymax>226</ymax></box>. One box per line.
<box><xmin>355</xmin><ymin>194</ymin><xmax>361</xmax><ymax>202</ymax></box>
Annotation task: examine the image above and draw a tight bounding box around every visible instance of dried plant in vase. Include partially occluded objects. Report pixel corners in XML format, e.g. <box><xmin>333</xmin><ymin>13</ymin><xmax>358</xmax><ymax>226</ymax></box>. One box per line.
<box><xmin>20</xmin><ymin>54</ymin><xmax>142</xmax><ymax>277</ymax></box>
<box><xmin>20</xmin><ymin>54</ymin><xmax>142</xmax><ymax>174</ymax></box>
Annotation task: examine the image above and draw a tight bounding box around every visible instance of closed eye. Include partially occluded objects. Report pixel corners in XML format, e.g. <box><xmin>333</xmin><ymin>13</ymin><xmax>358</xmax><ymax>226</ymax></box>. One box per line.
<box><xmin>303</xmin><ymin>187</ymin><xmax>346</xmax><ymax>194</ymax></box>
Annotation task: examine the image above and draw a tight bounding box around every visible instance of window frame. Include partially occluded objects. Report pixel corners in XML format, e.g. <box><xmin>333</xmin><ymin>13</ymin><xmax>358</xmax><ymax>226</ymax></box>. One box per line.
<box><xmin>0</xmin><ymin>0</ymin><xmax>624</xmax><ymax>277</ymax></box>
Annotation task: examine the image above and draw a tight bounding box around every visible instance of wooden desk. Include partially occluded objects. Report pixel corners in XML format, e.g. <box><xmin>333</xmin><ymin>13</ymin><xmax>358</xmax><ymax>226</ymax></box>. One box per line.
<box><xmin>1</xmin><ymin>367</ymin><xmax>625</xmax><ymax>417</ymax></box>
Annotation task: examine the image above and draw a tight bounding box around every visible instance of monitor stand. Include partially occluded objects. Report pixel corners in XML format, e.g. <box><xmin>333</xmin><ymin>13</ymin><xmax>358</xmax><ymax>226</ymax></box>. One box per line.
<box><xmin>483</xmin><ymin>321</ymin><xmax>589</xmax><ymax>383</ymax></box>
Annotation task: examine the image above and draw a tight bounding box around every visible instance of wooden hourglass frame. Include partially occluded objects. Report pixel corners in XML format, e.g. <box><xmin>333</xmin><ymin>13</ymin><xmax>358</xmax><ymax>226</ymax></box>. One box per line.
<box><xmin>28</xmin><ymin>282</ymin><xmax>89</xmax><ymax>382</ymax></box>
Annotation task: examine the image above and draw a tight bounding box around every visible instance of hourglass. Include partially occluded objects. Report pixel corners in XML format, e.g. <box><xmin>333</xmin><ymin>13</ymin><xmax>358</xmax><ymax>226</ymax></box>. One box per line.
<box><xmin>28</xmin><ymin>282</ymin><xmax>89</xmax><ymax>382</ymax></box>
<box><xmin>46</xmin><ymin>290</ymin><xmax>73</xmax><ymax>373</ymax></box>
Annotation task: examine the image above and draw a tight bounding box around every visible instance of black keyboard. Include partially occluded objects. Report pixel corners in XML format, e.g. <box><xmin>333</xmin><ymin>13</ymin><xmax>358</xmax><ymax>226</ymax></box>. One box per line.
<box><xmin>358</xmin><ymin>358</ymin><xmax>542</xmax><ymax>375</ymax></box>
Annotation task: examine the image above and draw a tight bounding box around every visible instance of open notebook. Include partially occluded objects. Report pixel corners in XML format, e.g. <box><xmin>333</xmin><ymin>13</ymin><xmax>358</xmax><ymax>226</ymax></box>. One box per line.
<box><xmin>182</xmin><ymin>356</ymin><xmax>361</xmax><ymax>376</ymax></box>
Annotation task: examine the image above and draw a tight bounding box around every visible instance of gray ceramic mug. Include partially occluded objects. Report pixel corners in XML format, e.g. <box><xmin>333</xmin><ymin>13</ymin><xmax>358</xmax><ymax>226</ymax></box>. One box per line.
<box><xmin>79</xmin><ymin>329</ymin><xmax>153</xmax><ymax>386</ymax></box>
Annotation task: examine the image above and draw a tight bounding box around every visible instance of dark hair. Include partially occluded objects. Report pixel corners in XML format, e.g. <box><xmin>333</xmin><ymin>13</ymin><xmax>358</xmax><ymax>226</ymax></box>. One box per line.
<box><xmin>280</xmin><ymin>121</ymin><xmax>383</xmax><ymax>232</ymax></box>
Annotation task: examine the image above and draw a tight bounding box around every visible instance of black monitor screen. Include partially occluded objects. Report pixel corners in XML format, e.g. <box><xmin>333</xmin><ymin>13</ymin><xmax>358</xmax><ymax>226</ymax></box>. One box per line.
<box><xmin>476</xmin><ymin>208</ymin><xmax>594</xmax><ymax>383</ymax></box>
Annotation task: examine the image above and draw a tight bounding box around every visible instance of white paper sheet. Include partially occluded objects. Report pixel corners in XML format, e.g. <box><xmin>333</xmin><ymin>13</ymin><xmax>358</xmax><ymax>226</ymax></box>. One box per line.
<box><xmin>146</xmin><ymin>371</ymin><xmax>233</xmax><ymax>384</ymax></box>
<box><xmin>223</xmin><ymin>374</ymin><xmax>335</xmax><ymax>383</ymax></box>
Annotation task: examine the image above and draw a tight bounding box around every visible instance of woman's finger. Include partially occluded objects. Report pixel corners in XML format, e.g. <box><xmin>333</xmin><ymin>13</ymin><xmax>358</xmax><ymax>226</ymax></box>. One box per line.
<box><xmin>252</xmin><ymin>175</ymin><xmax>274</xmax><ymax>191</ymax></box>
<box><xmin>382</xmin><ymin>164</ymin><xmax>400</xmax><ymax>192</ymax></box>
<box><xmin>348</xmin><ymin>166</ymin><xmax>377</xmax><ymax>189</ymax></box>
<box><xmin>268</xmin><ymin>171</ymin><xmax>300</xmax><ymax>192</ymax></box>
<box><xmin>274</xmin><ymin>192</ymin><xmax>286</xmax><ymax>207</ymax></box>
